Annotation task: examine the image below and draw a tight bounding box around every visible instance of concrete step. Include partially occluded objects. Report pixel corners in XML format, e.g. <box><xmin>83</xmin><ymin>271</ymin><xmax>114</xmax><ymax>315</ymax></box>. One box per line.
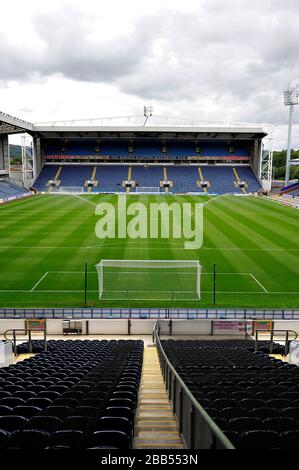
<box><xmin>133</xmin><ymin>345</ymin><xmax>184</xmax><ymax>450</ymax></box>
<box><xmin>137</xmin><ymin>432</ymin><xmax>180</xmax><ymax>439</ymax></box>
<box><xmin>140</xmin><ymin>386</ymin><xmax>164</xmax><ymax>389</ymax></box>
<box><xmin>140</xmin><ymin>387</ymin><xmax>165</xmax><ymax>391</ymax></box>
<box><xmin>135</xmin><ymin>443</ymin><xmax>185</xmax><ymax>449</ymax></box>
<box><xmin>139</xmin><ymin>399</ymin><xmax>169</xmax><ymax>404</ymax></box>
<box><xmin>138</xmin><ymin>406</ymin><xmax>170</xmax><ymax>411</ymax></box>
<box><xmin>141</xmin><ymin>381</ymin><xmax>164</xmax><ymax>384</ymax></box>
<box><xmin>140</xmin><ymin>394</ymin><xmax>168</xmax><ymax>399</ymax></box>
<box><xmin>134</xmin><ymin>438</ymin><xmax>184</xmax><ymax>448</ymax></box>
<box><xmin>135</xmin><ymin>425</ymin><xmax>177</xmax><ymax>433</ymax></box>
<box><xmin>137</xmin><ymin>411</ymin><xmax>174</xmax><ymax>418</ymax></box>
<box><xmin>135</xmin><ymin>418</ymin><xmax>177</xmax><ymax>428</ymax></box>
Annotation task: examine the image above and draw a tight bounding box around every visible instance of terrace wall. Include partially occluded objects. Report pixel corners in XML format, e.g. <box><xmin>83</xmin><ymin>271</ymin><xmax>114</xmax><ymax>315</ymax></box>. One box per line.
<box><xmin>1</xmin><ymin>318</ymin><xmax>299</xmax><ymax>336</ymax></box>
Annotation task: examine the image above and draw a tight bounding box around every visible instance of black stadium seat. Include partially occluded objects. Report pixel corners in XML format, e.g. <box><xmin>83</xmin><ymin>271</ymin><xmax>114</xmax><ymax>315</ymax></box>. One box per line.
<box><xmin>241</xmin><ymin>430</ymin><xmax>283</xmax><ymax>449</ymax></box>
<box><xmin>0</xmin><ymin>339</ymin><xmax>143</xmax><ymax>449</ymax></box>
<box><xmin>61</xmin><ymin>416</ymin><xmax>93</xmax><ymax>432</ymax></box>
<box><xmin>0</xmin><ymin>430</ymin><xmax>10</xmax><ymax>449</ymax></box>
<box><xmin>0</xmin><ymin>415</ymin><xmax>28</xmax><ymax>432</ymax></box>
<box><xmin>262</xmin><ymin>417</ymin><xmax>297</xmax><ymax>432</ymax></box>
<box><xmin>280</xmin><ymin>431</ymin><xmax>299</xmax><ymax>449</ymax></box>
<box><xmin>14</xmin><ymin>406</ymin><xmax>42</xmax><ymax>418</ymax></box>
<box><xmin>0</xmin><ymin>406</ymin><xmax>13</xmax><ymax>416</ymax></box>
<box><xmin>25</xmin><ymin>416</ymin><xmax>63</xmax><ymax>432</ymax></box>
<box><xmin>7</xmin><ymin>429</ymin><xmax>51</xmax><ymax>450</ymax></box>
<box><xmin>96</xmin><ymin>416</ymin><xmax>133</xmax><ymax>437</ymax></box>
<box><xmin>161</xmin><ymin>339</ymin><xmax>299</xmax><ymax>449</ymax></box>
<box><xmin>50</xmin><ymin>430</ymin><xmax>84</xmax><ymax>449</ymax></box>
<box><xmin>88</xmin><ymin>430</ymin><xmax>131</xmax><ymax>449</ymax></box>
<box><xmin>229</xmin><ymin>417</ymin><xmax>262</xmax><ymax>432</ymax></box>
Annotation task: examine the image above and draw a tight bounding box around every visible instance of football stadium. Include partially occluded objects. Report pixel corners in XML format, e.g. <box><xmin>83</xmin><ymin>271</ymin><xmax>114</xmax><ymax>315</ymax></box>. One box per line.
<box><xmin>0</xmin><ymin>108</ymin><xmax>299</xmax><ymax>454</ymax></box>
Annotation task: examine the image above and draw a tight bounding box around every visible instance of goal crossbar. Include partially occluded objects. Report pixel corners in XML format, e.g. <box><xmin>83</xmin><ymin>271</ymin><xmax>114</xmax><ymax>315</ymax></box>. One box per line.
<box><xmin>95</xmin><ymin>259</ymin><xmax>201</xmax><ymax>300</ymax></box>
<box><xmin>135</xmin><ymin>187</ymin><xmax>160</xmax><ymax>194</ymax></box>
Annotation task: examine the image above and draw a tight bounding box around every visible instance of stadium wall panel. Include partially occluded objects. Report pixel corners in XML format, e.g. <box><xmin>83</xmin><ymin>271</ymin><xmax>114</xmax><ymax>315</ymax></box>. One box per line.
<box><xmin>88</xmin><ymin>319</ymin><xmax>129</xmax><ymax>334</ymax></box>
<box><xmin>0</xmin><ymin>319</ymin><xmax>25</xmax><ymax>334</ymax></box>
<box><xmin>171</xmin><ymin>320</ymin><xmax>212</xmax><ymax>335</ymax></box>
<box><xmin>1</xmin><ymin>319</ymin><xmax>299</xmax><ymax>336</ymax></box>
<box><xmin>130</xmin><ymin>319</ymin><xmax>156</xmax><ymax>335</ymax></box>
<box><xmin>272</xmin><ymin>320</ymin><xmax>299</xmax><ymax>334</ymax></box>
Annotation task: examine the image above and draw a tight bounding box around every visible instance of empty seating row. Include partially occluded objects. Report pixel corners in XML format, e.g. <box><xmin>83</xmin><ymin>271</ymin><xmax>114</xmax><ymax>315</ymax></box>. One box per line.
<box><xmin>45</xmin><ymin>139</ymin><xmax>251</xmax><ymax>159</ymax></box>
<box><xmin>162</xmin><ymin>339</ymin><xmax>299</xmax><ymax>449</ymax></box>
<box><xmin>0</xmin><ymin>181</ymin><xmax>28</xmax><ymax>200</ymax></box>
<box><xmin>34</xmin><ymin>165</ymin><xmax>261</xmax><ymax>193</ymax></box>
<box><xmin>0</xmin><ymin>339</ymin><xmax>143</xmax><ymax>449</ymax></box>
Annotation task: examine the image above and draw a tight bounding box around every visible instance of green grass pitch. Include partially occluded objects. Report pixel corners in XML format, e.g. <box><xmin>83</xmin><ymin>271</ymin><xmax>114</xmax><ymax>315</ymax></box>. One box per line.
<box><xmin>0</xmin><ymin>193</ymin><xmax>298</xmax><ymax>308</ymax></box>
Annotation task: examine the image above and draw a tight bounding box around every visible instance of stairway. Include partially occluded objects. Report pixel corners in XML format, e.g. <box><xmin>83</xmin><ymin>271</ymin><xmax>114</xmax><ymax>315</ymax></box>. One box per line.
<box><xmin>134</xmin><ymin>346</ymin><xmax>185</xmax><ymax>449</ymax></box>
<box><xmin>198</xmin><ymin>167</ymin><xmax>208</xmax><ymax>193</ymax></box>
<box><xmin>48</xmin><ymin>166</ymin><xmax>62</xmax><ymax>193</ymax></box>
<box><xmin>163</xmin><ymin>167</ymin><xmax>169</xmax><ymax>193</ymax></box>
<box><xmin>233</xmin><ymin>167</ymin><xmax>246</xmax><ymax>194</ymax></box>
<box><xmin>87</xmin><ymin>166</ymin><xmax>97</xmax><ymax>193</ymax></box>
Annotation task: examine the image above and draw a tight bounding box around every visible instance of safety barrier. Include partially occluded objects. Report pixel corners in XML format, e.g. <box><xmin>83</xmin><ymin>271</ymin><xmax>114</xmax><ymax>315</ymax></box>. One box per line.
<box><xmin>0</xmin><ymin>307</ymin><xmax>298</xmax><ymax>319</ymax></box>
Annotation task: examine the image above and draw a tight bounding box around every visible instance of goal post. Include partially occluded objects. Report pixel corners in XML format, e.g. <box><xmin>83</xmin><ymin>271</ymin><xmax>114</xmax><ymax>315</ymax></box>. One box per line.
<box><xmin>135</xmin><ymin>187</ymin><xmax>160</xmax><ymax>194</ymax></box>
<box><xmin>95</xmin><ymin>259</ymin><xmax>201</xmax><ymax>300</ymax></box>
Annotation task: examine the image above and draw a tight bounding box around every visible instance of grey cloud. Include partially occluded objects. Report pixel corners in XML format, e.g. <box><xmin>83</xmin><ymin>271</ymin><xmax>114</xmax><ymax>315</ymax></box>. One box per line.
<box><xmin>0</xmin><ymin>6</ymin><xmax>157</xmax><ymax>83</ymax></box>
<box><xmin>0</xmin><ymin>1</ymin><xmax>299</xmax><ymax>137</ymax></box>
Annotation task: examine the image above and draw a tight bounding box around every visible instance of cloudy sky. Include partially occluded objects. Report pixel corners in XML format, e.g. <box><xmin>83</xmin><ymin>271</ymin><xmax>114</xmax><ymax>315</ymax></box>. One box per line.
<box><xmin>1</xmin><ymin>0</ymin><xmax>299</xmax><ymax>148</ymax></box>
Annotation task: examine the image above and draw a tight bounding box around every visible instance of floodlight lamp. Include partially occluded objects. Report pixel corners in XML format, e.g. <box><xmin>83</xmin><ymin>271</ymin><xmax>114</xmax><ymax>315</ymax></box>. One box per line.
<box><xmin>283</xmin><ymin>89</ymin><xmax>299</xmax><ymax>106</ymax></box>
<box><xmin>144</xmin><ymin>106</ymin><xmax>153</xmax><ymax>118</ymax></box>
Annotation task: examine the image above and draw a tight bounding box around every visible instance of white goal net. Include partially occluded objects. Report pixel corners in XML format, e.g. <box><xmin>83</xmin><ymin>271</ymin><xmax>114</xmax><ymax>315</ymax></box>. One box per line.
<box><xmin>95</xmin><ymin>259</ymin><xmax>201</xmax><ymax>300</ymax></box>
<box><xmin>135</xmin><ymin>187</ymin><xmax>160</xmax><ymax>194</ymax></box>
<box><xmin>51</xmin><ymin>186</ymin><xmax>84</xmax><ymax>194</ymax></box>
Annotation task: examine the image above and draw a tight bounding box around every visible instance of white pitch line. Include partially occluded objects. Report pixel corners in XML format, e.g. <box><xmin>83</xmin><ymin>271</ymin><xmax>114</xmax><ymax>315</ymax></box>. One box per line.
<box><xmin>71</xmin><ymin>194</ymin><xmax>97</xmax><ymax>206</ymax></box>
<box><xmin>249</xmin><ymin>273</ymin><xmax>268</xmax><ymax>293</ymax></box>
<box><xmin>202</xmin><ymin>194</ymin><xmax>226</xmax><ymax>206</ymax></box>
<box><xmin>0</xmin><ymin>244</ymin><xmax>298</xmax><ymax>251</ymax></box>
<box><xmin>31</xmin><ymin>272</ymin><xmax>49</xmax><ymax>292</ymax></box>
<box><xmin>47</xmin><ymin>271</ymin><xmax>97</xmax><ymax>274</ymax></box>
<box><xmin>0</xmin><ymin>290</ymin><xmax>298</xmax><ymax>295</ymax></box>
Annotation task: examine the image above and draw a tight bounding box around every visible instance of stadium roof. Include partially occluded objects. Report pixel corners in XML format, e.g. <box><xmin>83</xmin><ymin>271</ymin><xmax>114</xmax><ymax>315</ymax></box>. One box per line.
<box><xmin>0</xmin><ymin>111</ymin><xmax>33</xmax><ymax>135</ymax></box>
<box><xmin>0</xmin><ymin>111</ymin><xmax>267</xmax><ymax>139</ymax></box>
<box><xmin>33</xmin><ymin>125</ymin><xmax>267</xmax><ymax>140</ymax></box>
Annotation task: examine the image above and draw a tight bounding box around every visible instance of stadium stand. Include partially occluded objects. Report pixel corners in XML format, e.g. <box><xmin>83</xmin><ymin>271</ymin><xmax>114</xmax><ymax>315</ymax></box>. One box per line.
<box><xmin>235</xmin><ymin>166</ymin><xmax>261</xmax><ymax>192</ymax></box>
<box><xmin>202</xmin><ymin>166</ymin><xmax>240</xmax><ymax>193</ymax></box>
<box><xmin>132</xmin><ymin>141</ymin><xmax>163</xmax><ymax>158</ymax></box>
<box><xmin>161</xmin><ymin>339</ymin><xmax>299</xmax><ymax>449</ymax></box>
<box><xmin>167</xmin><ymin>166</ymin><xmax>203</xmax><ymax>193</ymax></box>
<box><xmin>33</xmin><ymin>136</ymin><xmax>262</xmax><ymax>194</ymax></box>
<box><xmin>33</xmin><ymin>166</ymin><xmax>60</xmax><ymax>191</ymax></box>
<box><xmin>0</xmin><ymin>339</ymin><xmax>143</xmax><ymax>449</ymax></box>
<box><xmin>44</xmin><ymin>139</ymin><xmax>251</xmax><ymax>160</ymax></box>
<box><xmin>58</xmin><ymin>165</ymin><xmax>92</xmax><ymax>188</ymax></box>
<box><xmin>280</xmin><ymin>181</ymin><xmax>299</xmax><ymax>195</ymax></box>
<box><xmin>94</xmin><ymin>165</ymin><xmax>128</xmax><ymax>192</ymax></box>
<box><xmin>33</xmin><ymin>164</ymin><xmax>261</xmax><ymax>194</ymax></box>
<box><xmin>0</xmin><ymin>180</ymin><xmax>28</xmax><ymax>200</ymax></box>
<box><xmin>166</xmin><ymin>141</ymin><xmax>196</xmax><ymax>158</ymax></box>
<box><xmin>100</xmin><ymin>141</ymin><xmax>129</xmax><ymax>158</ymax></box>
<box><xmin>132</xmin><ymin>166</ymin><xmax>163</xmax><ymax>188</ymax></box>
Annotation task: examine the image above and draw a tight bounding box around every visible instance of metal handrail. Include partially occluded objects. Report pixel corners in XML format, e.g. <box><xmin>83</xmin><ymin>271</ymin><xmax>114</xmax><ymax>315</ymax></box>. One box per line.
<box><xmin>4</xmin><ymin>328</ymin><xmax>47</xmax><ymax>356</ymax></box>
<box><xmin>153</xmin><ymin>321</ymin><xmax>234</xmax><ymax>449</ymax></box>
<box><xmin>255</xmin><ymin>329</ymin><xmax>297</xmax><ymax>355</ymax></box>
<box><xmin>152</xmin><ymin>320</ymin><xmax>160</xmax><ymax>343</ymax></box>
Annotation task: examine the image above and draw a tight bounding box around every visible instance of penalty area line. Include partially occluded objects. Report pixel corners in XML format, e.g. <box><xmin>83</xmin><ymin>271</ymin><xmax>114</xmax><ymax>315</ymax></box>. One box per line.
<box><xmin>31</xmin><ymin>272</ymin><xmax>49</xmax><ymax>292</ymax></box>
<box><xmin>249</xmin><ymin>273</ymin><xmax>268</xmax><ymax>293</ymax></box>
